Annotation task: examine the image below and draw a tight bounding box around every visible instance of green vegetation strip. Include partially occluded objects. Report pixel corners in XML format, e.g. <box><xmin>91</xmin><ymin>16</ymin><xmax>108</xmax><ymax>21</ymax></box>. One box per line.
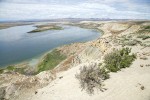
<box><xmin>0</xmin><ymin>49</ymin><xmax>66</xmax><ymax>75</ymax></box>
<box><xmin>0</xmin><ymin>66</ymin><xmax>26</xmax><ymax>74</ymax></box>
<box><xmin>37</xmin><ymin>49</ymin><xmax>66</xmax><ymax>73</ymax></box>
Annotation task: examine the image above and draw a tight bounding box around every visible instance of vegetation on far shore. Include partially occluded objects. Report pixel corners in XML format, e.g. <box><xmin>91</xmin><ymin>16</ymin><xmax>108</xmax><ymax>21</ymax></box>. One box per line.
<box><xmin>28</xmin><ymin>25</ymin><xmax>63</xmax><ymax>33</ymax></box>
<box><xmin>0</xmin><ymin>23</ymin><xmax>31</xmax><ymax>29</ymax></box>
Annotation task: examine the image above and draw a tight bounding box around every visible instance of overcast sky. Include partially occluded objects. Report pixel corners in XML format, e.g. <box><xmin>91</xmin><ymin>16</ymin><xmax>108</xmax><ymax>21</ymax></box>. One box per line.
<box><xmin>0</xmin><ymin>0</ymin><xmax>150</xmax><ymax>21</ymax></box>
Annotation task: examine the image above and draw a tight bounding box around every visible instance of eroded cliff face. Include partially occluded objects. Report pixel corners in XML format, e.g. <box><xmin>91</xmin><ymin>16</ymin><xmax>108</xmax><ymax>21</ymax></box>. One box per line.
<box><xmin>0</xmin><ymin>70</ymin><xmax>56</xmax><ymax>100</ymax></box>
<box><xmin>52</xmin><ymin>21</ymin><xmax>149</xmax><ymax>75</ymax></box>
<box><xmin>0</xmin><ymin>21</ymin><xmax>150</xmax><ymax>100</ymax></box>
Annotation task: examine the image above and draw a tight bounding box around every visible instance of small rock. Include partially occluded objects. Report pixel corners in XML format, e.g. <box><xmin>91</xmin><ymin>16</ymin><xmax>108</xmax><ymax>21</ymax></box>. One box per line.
<box><xmin>140</xmin><ymin>65</ymin><xmax>144</xmax><ymax>67</ymax></box>
<box><xmin>142</xmin><ymin>52</ymin><xmax>146</xmax><ymax>55</ymax></box>
<box><xmin>146</xmin><ymin>64</ymin><xmax>150</xmax><ymax>67</ymax></box>
<box><xmin>59</xmin><ymin>76</ymin><xmax>63</xmax><ymax>79</ymax></box>
<box><xmin>35</xmin><ymin>91</ymin><xmax>38</xmax><ymax>94</ymax></box>
<box><xmin>140</xmin><ymin>56</ymin><xmax>148</xmax><ymax>60</ymax></box>
<box><xmin>105</xmin><ymin>41</ymin><xmax>109</xmax><ymax>43</ymax></box>
<box><xmin>141</xmin><ymin>86</ymin><xmax>145</xmax><ymax>90</ymax></box>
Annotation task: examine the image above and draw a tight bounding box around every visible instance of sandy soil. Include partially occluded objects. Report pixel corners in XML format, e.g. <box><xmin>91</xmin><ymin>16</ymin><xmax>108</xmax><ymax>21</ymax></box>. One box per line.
<box><xmin>28</xmin><ymin>55</ymin><xmax>150</xmax><ymax>100</ymax></box>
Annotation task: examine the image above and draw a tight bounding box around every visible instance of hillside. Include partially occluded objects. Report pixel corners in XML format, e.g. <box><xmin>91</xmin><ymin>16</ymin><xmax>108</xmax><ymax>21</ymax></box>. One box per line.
<box><xmin>0</xmin><ymin>21</ymin><xmax>150</xmax><ymax>100</ymax></box>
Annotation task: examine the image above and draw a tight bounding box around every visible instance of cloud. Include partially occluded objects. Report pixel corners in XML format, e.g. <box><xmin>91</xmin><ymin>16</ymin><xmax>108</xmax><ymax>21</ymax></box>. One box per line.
<box><xmin>0</xmin><ymin>0</ymin><xmax>149</xmax><ymax>20</ymax></box>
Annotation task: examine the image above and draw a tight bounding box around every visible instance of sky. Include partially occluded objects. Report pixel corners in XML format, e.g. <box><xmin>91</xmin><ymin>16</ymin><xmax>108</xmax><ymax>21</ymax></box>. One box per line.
<box><xmin>0</xmin><ymin>0</ymin><xmax>150</xmax><ymax>21</ymax></box>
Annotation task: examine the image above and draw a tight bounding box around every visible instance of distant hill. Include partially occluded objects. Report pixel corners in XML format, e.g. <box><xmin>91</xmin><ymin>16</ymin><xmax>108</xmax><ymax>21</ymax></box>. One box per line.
<box><xmin>0</xmin><ymin>18</ymin><xmax>149</xmax><ymax>23</ymax></box>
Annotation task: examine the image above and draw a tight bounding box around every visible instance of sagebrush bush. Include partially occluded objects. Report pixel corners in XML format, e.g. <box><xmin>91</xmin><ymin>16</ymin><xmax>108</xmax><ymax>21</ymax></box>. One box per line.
<box><xmin>76</xmin><ymin>64</ymin><xmax>109</xmax><ymax>94</ymax></box>
<box><xmin>104</xmin><ymin>48</ymin><xmax>136</xmax><ymax>72</ymax></box>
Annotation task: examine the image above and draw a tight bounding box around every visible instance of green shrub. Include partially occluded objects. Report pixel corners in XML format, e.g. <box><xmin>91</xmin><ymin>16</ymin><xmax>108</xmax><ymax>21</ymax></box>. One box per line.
<box><xmin>135</xmin><ymin>25</ymin><xmax>150</xmax><ymax>34</ymax></box>
<box><xmin>37</xmin><ymin>49</ymin><xmax>66</xmax><ymax>73</ymax></box>
<box><xmin>104</xmin><ymin>48</ymin><xmax>136</xmax><ymax>72</ymax></box>
<box><xmin>143</xmin><ymin>26</ymin><xmax>150</xmax><ymax>30</ymax></box>
<box><xmin>76</xmin><ymin>64</ymin><xmax>109</xmax><ymax>94</ymax></box>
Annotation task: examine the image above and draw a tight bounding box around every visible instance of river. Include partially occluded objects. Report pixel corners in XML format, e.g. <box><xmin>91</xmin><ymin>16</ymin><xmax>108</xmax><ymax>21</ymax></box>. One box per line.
<box><xmin>0</xmin><ymin>24</ymin><xmax>101</xmax><ymax>67</ymax></box>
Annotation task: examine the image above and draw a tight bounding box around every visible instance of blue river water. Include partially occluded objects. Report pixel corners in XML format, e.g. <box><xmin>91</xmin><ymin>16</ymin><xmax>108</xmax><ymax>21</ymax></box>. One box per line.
<box><xmin>0</xmin><ymin>25</ymin><xmax>101</xmax><ymax>67</ymax></box>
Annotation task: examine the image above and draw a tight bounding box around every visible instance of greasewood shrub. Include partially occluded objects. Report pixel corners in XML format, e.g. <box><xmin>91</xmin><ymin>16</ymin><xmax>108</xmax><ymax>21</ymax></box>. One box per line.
<box><xmin>104</xmin><ymin>47</ymin><xmax>136</xmax><ymax>72</ymax></box>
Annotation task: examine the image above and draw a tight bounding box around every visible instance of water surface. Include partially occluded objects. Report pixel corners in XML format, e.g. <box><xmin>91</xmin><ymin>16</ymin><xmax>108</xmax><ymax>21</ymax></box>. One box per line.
<box><xmin>0</xmin><ymin>25</ymin><xmax>100</xmax><ymax>67</ymax></box>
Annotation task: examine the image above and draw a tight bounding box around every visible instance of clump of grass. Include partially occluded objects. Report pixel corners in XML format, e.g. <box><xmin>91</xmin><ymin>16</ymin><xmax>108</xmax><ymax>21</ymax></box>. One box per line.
<box><xmin>120</xmin><ymin>36</ymin><xmax>142</xmax><ymax>46</ymax></box>
<box><xmin>104</xmin><ymin>48</ymin><xmax>136</xmax><ymax>72</ymax></box>
<box><xmin>76</xmin><ymin>64</ymin><xmax>109</xmax><ymax>94</ymax></box>
<box><xmin>137</xmin><ymin>35</ymin><xmax>150</xmax><ymax>40</ymax></box>
<box><xmin>135</xmin><ymin>25</ymin><xmax>150</xmax><ymax>34</ymax></box>
<box><xmin>37</xmin><ymin>49</ymin><xmax>66</xmax><ymax>73</ymax></box>
<box><xmin>125</xmin><ymin>40</ymin><xmax>142</xmax><ymax>46</ymax></box>
<box><xmin>119</xmin><ymin>35</ymin><xmax>140</xmax><ymax>46</ymax></box>
<box><xmin>6</xmin><ymin>66</ymin><xmax>26</xmax><ymax>74</ymax></box>
<box><xmin>125</xmin><ymin>40</ymin><xmax>138</xmax><ymax>46</ymax></box>
<box><xmin>143</xmin><ymin>44</ymin><xmax>150</xmax><ymax>47</ymax></box>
